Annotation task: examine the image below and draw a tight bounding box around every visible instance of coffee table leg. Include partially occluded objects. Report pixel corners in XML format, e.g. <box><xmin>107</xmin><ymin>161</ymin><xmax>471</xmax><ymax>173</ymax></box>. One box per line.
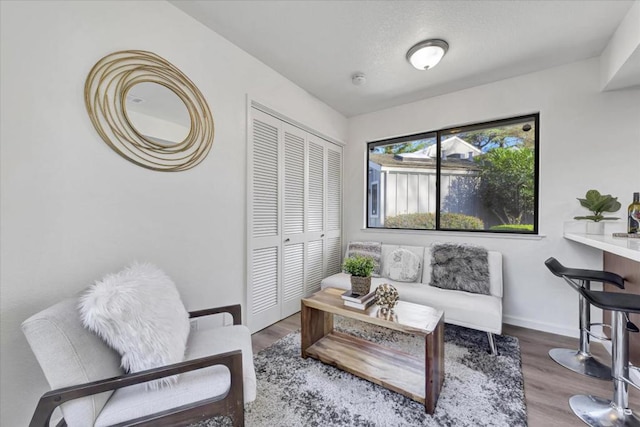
<box><xmin>424</xmin><ymin>317</ymin><xmax>445</xmax><ymax>414</ymax></box>
<box><xmin>301</xmin><ymin>301</ymin><xmax>333</xmax><ymax>358</ymax></box>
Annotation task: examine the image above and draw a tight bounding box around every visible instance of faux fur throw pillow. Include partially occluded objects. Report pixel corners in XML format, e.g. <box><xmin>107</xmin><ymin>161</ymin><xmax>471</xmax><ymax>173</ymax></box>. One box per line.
<box><xmin>346</xmin><ymin>241</ymin><xmax>382</xmax><ymax>277</ymax></box>
<box><xmin>78</xmin><ymin>262</ymin><xmax>190</xmax><ymax>389</ymax></box>
<box><xmin>429</xmin><ymin>243</ymin><xmax>490</xmax><ymax>295</ymax></box>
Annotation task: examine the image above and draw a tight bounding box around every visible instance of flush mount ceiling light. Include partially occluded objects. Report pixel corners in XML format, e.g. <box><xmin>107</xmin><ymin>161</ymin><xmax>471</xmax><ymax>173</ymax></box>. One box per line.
<box><xmin>351</xmin><ymin>72</ymin><xmax>366</xmax><ymax>86</ymax></box>
<box><xmin>406</xmin><ymin>39</ymin><xmax>449</xmax><ymax>70</ymax></box>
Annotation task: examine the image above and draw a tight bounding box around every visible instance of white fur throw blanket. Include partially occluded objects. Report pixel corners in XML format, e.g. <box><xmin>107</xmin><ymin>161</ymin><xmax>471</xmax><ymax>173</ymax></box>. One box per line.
<box><xmin>78</xmin><ymin>262</ymin><xmax>190</xmax><ymax>389</ymax></box>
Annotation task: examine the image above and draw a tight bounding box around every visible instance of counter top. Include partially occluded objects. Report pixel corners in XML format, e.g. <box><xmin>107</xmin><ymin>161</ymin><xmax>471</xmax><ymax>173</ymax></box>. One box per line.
<box><xmin>564</xmin><ymin>232</ymin><xmax>640</xmax><ymax>262</ymax></box>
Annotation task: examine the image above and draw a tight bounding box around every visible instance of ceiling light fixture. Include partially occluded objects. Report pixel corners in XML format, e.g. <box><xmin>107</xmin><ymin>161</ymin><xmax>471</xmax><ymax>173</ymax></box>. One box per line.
<box><xmin>406</xmin><ymin>39</ymin><xmax>449</xmax><ymax>70</ymax></box>
<box><xmin>351</xmin><ymin>72</ymin><xmax>366</xmax><ymax>86</ymax></box>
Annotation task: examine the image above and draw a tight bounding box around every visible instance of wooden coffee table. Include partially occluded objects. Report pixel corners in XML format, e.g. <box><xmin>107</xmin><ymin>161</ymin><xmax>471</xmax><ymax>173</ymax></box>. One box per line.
<box><xmin>301</xmin><ymin>287</ymin><xmax>445</xmax><ymax>414</ymax></box>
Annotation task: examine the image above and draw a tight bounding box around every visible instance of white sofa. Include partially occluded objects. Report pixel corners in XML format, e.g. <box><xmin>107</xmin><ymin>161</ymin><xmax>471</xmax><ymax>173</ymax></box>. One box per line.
<box><xmin>320</xmin><ymin>243</ymin><xmax>503</xmax><ymax>353</ymax></box>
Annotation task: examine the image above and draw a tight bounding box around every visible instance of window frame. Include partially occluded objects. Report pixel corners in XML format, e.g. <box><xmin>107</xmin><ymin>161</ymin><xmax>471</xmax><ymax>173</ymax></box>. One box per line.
<box><xmin>366</xmin><ymin>113</ymin><xmax>540</xmax><ymax>234</ymax></box>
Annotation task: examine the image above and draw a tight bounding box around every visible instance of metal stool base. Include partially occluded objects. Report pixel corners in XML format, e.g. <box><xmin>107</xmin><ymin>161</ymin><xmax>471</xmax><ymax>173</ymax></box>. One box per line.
<box><xmin>549</xmin><ymin>348</ymin><xmax>611</xmax><ymax>380</ymax></box>
<box><xmin>570</xmin><ymin>395</ymin><xmax>640</xmax><ymax>427</ymax></box>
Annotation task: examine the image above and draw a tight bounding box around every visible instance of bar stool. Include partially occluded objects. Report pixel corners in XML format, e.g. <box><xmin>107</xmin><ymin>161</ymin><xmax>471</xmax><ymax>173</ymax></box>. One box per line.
<box><xmin>568</xmin><ymin>287</ymin><xmax>640</xmax><ymax>426</ymax></box>
<box><xmin>545</xmin><ymin>257</ymin><xmax>625</xmax><ymax>380</ymax></box>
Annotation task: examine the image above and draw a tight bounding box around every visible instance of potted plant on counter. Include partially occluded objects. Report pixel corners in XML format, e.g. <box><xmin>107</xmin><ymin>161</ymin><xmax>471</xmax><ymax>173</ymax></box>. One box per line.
<box><xmin>343</xmin><ymin>255</ymin><xmax>375</xmax><ymax>296</ymax></box>
<box><xmin>574</xmin><ymin>189</ymin><xmax>621</xmax><ymax>234</ymax></box>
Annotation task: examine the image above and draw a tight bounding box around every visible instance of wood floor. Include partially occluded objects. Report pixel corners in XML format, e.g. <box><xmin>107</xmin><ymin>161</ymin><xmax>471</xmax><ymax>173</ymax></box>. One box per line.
<box><xmin>252</xmin><ymin>313</ymin><xmax>640</xmax><ymax>427</ymax></box>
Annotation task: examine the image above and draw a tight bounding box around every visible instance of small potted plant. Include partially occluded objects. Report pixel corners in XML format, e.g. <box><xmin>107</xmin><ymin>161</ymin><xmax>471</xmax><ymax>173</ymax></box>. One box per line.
<box><xmin>574</xmin><ymin>189</ymin><xmax>621</xmax><ymax>234</ymax></box>
<box><xmin>343</xmin><ymin>255</ymin><xmax>375</xmax><ymax>296</ymax></box>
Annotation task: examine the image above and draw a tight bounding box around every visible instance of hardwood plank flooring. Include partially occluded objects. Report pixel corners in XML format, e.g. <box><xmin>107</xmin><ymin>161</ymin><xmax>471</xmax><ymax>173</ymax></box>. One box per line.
<box><xmin>251</xmin><ymin>313</ymin><xmax>639</xmax><ymax>426</ymax></box>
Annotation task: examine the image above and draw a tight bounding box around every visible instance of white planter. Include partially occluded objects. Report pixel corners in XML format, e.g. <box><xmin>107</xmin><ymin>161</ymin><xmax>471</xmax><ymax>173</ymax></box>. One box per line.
<box><xmin>585</xmin><ymin>221</ymin><xmax>605</xmax><ymax>235</ymax></box>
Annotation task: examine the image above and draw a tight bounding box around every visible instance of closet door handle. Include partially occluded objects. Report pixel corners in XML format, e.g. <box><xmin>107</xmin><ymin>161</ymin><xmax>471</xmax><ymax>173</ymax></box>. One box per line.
<box><xmin>284</xmin><ymin>238</ymin><xmax>290</xmax><ymax>243</ymax></box>
<box><xmin>321</xmin><ymin>234</ymin><xmax>325</xmax><ymax>237</ymax></box>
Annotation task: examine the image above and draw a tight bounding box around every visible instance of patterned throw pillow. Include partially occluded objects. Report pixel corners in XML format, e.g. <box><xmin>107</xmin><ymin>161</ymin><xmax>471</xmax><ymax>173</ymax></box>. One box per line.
<box><xmin>384</xmin><ymin>248</ymin><xmax>422</xmax><ymax>282</ymax></box>
<box><xmin>429</xmin><ymin>243</ymin><xmax>490</xmax><ymax>295</ymax></box>
<box><xmin>345</xmin><ymin>241</ymin><xmax>382</xmax><ymax>277</ymax></box>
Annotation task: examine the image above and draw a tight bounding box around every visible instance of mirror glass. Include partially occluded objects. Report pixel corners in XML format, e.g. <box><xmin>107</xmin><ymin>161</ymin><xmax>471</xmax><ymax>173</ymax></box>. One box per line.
<box><xmin>125</xmin><ymin>82</ymin><xmax>191</xmax><ymax>145</ymax></box>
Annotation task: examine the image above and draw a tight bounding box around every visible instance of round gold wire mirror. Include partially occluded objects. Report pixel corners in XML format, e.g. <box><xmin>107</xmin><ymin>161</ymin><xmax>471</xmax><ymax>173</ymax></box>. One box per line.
<box><xmin>85</xmin><ymin>50</ymin><xmax>214</xmax><ymax>171</ymax></box>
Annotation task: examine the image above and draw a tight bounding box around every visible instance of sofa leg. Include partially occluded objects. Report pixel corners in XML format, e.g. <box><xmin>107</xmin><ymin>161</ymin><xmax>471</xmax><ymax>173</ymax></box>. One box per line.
<box><xmin>487</xmin><ymin>332</ymin><xmax>498</xmax><ymax>355</ymax></box>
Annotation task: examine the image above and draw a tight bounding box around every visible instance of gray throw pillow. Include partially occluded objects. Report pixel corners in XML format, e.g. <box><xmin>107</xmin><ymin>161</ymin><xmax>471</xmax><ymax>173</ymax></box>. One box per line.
<box><xmin>346</xmin><ymin>241</ymin><xmax>382</xmax><ymax>277</ymax></box>
<box><xmin>429</xmin><ymin>243</ymin><xmax>490</xmax><ymax>295</ymax></box>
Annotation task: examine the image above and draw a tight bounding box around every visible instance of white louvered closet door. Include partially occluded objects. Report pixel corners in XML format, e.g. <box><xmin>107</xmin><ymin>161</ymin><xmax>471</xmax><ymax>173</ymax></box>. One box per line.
<box><xmin>248</xmin><ymin>110</ymin><xmax>282</xmax><ymax>332</ymax></box>
<box><xmin>248</xmin><ymin>106</ymin><xmax>343</xmax><ymax>332</ymax></box>
<box><xmin>305</xmin><ymin>135</ymin><xmax>325</xmax><ymax>296</ymax></box>
<box><xmin>325</xmin><ymin>143</ymin><xmax>343</xmax><ymax>276</ymax></box>
<box><xmin>281</xmin><ymin>123</ymin><xmax>307</xmax><ymax>317</ymax></box>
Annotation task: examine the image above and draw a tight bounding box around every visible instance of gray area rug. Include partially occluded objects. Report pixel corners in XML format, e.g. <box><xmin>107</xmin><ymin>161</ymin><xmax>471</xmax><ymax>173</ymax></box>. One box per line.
<box><xmin>196</xmin><ymin>317</ymin><xmax>527</xmax><ymax>426</ymax></box>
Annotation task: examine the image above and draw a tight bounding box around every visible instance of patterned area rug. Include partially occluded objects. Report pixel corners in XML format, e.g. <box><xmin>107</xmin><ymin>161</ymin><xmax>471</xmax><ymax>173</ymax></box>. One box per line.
<box><xmin>196</xmin><ymin>316</ymin><xmax>527</xmax><ymax>426</ymax></box>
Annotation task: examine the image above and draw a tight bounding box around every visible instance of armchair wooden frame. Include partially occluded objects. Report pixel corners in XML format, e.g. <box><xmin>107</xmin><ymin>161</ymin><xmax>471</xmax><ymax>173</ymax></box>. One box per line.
<box><xmin>28</xmin><ymin>304</ymin><xmax>246</xmax><ymax>427</ymax></box>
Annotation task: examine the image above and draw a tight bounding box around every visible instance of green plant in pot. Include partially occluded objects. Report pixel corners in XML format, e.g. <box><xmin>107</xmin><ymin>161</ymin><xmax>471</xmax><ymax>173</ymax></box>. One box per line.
<box><xmin>574</xmin><ymin>189</ymin><xmax>621</xmax><ymax>234</ymax></box>
<box><xmin>343</xmin><ymin>255</ymin><xmax>375</xmax><ymax>296</ymax></box>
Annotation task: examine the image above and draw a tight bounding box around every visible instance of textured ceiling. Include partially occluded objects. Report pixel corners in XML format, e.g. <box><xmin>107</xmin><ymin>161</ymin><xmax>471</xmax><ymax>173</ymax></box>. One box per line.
<box><xmin>171</xmin><ymin>0</ymin><xmax>634</xmax><ymax>117</ymax></box>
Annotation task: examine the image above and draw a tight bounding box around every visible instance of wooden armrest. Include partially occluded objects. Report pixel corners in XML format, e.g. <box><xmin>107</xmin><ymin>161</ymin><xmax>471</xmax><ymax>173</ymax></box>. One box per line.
<box><xmin>29</xmin><ymin>350</ymin><xmax>243</xmax><ymax>427</ymax></box>
<box><xmin>189</xmin><ymin>304</ymin><xmax>242</xmax><ymax>325</ymax></box>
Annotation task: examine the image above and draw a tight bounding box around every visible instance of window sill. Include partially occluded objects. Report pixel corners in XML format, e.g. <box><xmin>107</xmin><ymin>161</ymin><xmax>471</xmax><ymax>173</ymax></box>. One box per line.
<box><xmin>360</xmin><ymin>228</ymin><xmax>547</xmax><ymax>241</ymax></box>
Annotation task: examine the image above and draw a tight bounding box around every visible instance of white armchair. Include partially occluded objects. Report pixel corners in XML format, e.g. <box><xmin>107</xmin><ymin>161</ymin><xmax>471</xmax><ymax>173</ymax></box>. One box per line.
<box><xmin>22</xmin><ymin>297</ymin><xmax>256</xmax><ymax>427</ymax></box>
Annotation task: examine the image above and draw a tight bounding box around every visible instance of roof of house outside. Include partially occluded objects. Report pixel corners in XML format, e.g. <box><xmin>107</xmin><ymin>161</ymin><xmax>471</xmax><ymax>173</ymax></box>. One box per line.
<box><xmin>394</xmin><ymin>136</ymin><xmax>481</xmax><ymax>161</ymax></box>
<box><xmin>369</xmin><ymin>153</ymin><xmax>480</xmax><ymax>171</ymax></box>
<box><xmin>370</xmin><ymin>136</ymin><xmax>482</xmax><ymax>171</ymax></box>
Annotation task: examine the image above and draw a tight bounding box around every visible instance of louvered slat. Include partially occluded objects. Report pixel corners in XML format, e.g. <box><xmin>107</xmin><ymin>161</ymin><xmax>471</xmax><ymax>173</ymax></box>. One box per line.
<box><xmin>284</xmin><ymin>131</ymin><xmax>304</xmax><ymax>235</ymax></box>
<box><xmin>252</xmin><ymin>119</ymin><xmax>278</xmax><ymax>238</ymax></box>
<box><xmin>326</xmin><ymin>236</ymin><xmax>342</xmax><ymax>276</ymax></box>
<box><xmin>251</xmin><ymin>247</ymin><xmax>278</xmax><ymax>314</ymax></box>
<box><xmin>308</xmin><ymin>141</ymin><xmax>324</xmax><ymax>232</ymax></box>
<box><xmin>327</xmin><ymin>148</ymin><xmax>342</xmax><ymax>231</ymax></box>
<box><xmin>306</xmin><ymin>240</ymin><xmax>324</xmax><ymax>295</ymax></box>
<box><xmin>283</xmin><ymin>243</ymin><xmax>304</xmax><ymax>301</ymax></box>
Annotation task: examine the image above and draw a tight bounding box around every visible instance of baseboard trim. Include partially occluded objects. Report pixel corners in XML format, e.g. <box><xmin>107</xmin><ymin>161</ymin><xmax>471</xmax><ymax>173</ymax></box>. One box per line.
<box><xmin>503</xmin><ymin>315</ymin><xmax>578</xmax><ymax>338</ymax></box>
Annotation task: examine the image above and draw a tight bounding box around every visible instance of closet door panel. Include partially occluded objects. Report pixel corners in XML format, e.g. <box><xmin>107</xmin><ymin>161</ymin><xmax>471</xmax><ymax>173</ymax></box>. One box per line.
<box><xmin>326</xmin><ymin>236</ymin><xmax>342</xmax><ymax>277</ymax></box>
<box><xmin>250</xmin><ymin>247</ymin><xmax>281</xmax><ymax>328</ymax></box>
<box><xmin>282</xmin><ymin>242</ymin><xmax>304</xmax><ymax>316</ymax></box>
<box><xmin>307</xmin><ymin>137</ymin><xmax>324</xmax><ymax>234</ymax></box>
<box><xmin>248</xmin><ymin>110</ymin><xmax>282</xmax><ymax>331</ymax></box>
<box><xmin>326</xmin><ymin>145</ymin><xmax>342</xmax><ymax>235</ymax></box>
<box><xmin>306</xmin><ymin>239</ymin><xmax>324</xmax><ymax>295</ymax></box>
<box><xmin>252</xmin><ymin>117</ymin><xmax>279</xmax><ymax>239</ymax></box>
<box><xmin>325</xmin><ymin>144</ymin><xmax>342</xmax><ymax>276</ymax></box>
<box><xmin>283</xmin><ymin>124</ymin><xmax>305</xmax><ymax>239</ymax></box>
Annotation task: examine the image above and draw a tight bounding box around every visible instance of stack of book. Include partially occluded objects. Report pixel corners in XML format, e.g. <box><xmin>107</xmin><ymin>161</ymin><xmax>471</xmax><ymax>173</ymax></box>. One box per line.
<box><xmin>341</xmin><ymin>290</ymin><xmax>375</xmax><ymax>310</ymax></box>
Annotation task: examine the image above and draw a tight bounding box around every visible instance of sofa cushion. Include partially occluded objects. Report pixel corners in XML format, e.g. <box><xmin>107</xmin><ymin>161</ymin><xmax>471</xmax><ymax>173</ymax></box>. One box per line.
<box><xmin>428</xmin><ymin>243</ymin><xmax>490</xmax><ymax>295</ymax></box>
<box><xmin>399</xmin><ymin>282</ymin><xmax>503</xmax><ymax>334</ymax></box>
<box><xmin>79</xmin><ymin>262</ymin><xmax>191</xmax><ymax>389</ymax></box>
<box><xmin>384</xmin><ymin>248</ymin><xmax>422</xmax><ymax>282</ymax></box>
<box><xmin>95</xmin><ymin>325</ymin><xmax>257</xmax><ymax>426</ymax></box>
<box><xmin>22</xmin><ymin>296</ymin><xmax>123</xmax><ymax>427</ymax></box>
<box><xmin>345</xmin><ymin>242</ymin><xmax>382</xmax><ymax>277</ymax></box>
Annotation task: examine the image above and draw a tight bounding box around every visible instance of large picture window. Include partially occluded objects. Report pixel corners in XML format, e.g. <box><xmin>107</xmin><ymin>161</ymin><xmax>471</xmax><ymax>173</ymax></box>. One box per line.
<box><xmin>367</xmin><ymin>114</ymin><xmax>539</xmax><ymax>234</ymax></box>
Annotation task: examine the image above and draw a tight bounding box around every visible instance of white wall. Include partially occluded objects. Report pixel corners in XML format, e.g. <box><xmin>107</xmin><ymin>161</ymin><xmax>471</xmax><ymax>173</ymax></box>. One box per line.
<box><xmin>0</xmin><ymin>1</ymin><xmax>346</xmax><ymax>425</ymax></box>
<box><xmin>346</xmin><ymin>58</ymin><xmax>640</xmax><ymax>337</ymax></box>
<box><xmin>600</xmin><ymin>0</ymin><xmax>640</xmax><ymax>90</ymax></box>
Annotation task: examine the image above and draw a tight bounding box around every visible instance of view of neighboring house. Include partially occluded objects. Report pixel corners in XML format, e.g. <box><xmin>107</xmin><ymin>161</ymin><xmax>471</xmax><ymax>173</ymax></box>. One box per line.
<box><xmin>368</xmin><ymin>136</ymin><xmax>488</xmax><ymax>227</ymax></box>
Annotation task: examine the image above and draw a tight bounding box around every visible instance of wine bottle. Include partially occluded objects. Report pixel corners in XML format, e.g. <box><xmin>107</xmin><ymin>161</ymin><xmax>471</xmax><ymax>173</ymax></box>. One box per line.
<box><xmin>629</xmin><ymin>192</ymin><xmax>640</xmax><ymax>234</ymax></box>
